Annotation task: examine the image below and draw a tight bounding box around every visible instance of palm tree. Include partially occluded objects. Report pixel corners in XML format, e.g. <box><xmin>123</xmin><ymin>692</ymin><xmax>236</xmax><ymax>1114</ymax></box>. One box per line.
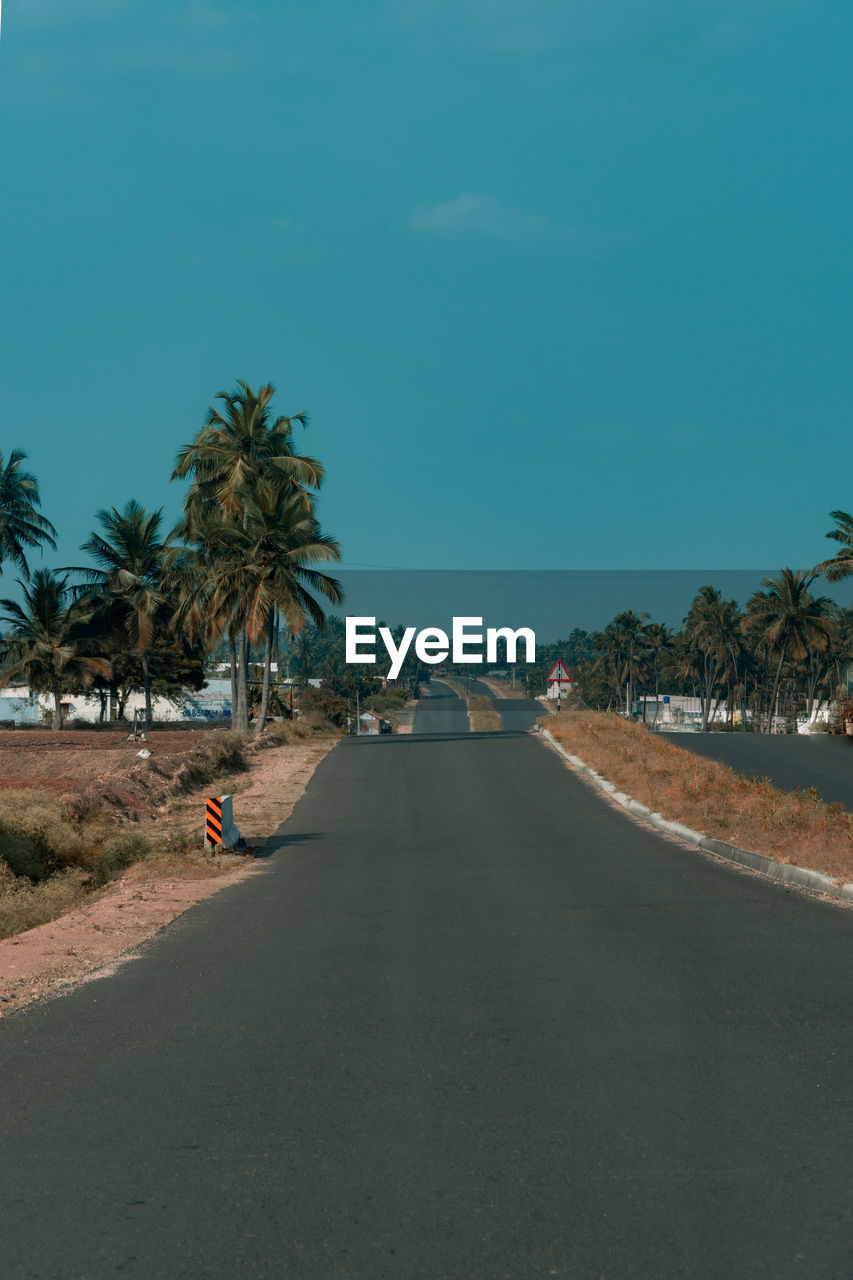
<box><xmin>172</xmin><ymin>381</ymin><xmax>323</xmax><ymax>526</ymax></box>
<box><xmin>171</xmin><ymin>481</ymin><xmax>342</xmax><ymax>735</ymax></box>
<box><xmin>684</xmin><ymin>587</ymin><xmax>742</xmax><ymax>730</ymax></box>
<box><xmin>172</xmin><ymin>381</ymin><xmax>330</xmax><ymax>730</ymax></box>
<box><xmin>0</xmin><ymin>569</ymin><xmax>110</xmax><ymax>729</ymax></box>
<box><xmin>816</xmin><ymin>510</ymin><xmax>853</xmax><ymax>582</ymax></box>
<box><xmin>612</xmin><ymin>609</ymin><xmax>650</xmax><ymax>714</ymax></box>
<box><xmin>744</xmin><ymin>569</ymin><xmax>836</xmax><ymax>733</ymax></box>
<box><xmin>0</xmin><ymin>450</ymin><xmax>57</xmax><ymax>575</ymax></box>
<box><xmin>238</xmin><ymin>482</ymin><xmax>342</xmax><ymax>735</ymax></box>
<box><xmin>73</xmin><ymin>500</ymin><xmax>166</xmax><ymax>729</ymax></box>
<box><xmin>638</xmin><ymin>621</ymin><xmax>671</xmax><ymax>723</ymax></box>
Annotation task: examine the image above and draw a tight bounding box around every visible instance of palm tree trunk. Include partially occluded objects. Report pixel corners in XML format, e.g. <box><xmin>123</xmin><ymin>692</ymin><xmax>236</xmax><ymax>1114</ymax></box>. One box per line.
<box><xmin>255</xmin><ymin>611</ymin><xmax>275</xmax><ymax>740</ymax></box>
<box><xmin>235</xmin><ymin>627</ymin><xmax>250</xmax><ymax>733</ymax></box>
<box><xmin>767</xmin><ymin>650</ymin><xmax>786</xmax><ymax>733</ymax></box>
<box><xmin>141</xmin><ymin>649</ymin><xmax>153</xmax><ymax>729</ymax></box>
<box><xmin>52</xmin><ymin>679</ymin><xmax>63</xmax><ymax>731</ymax></box>
<box><xmin>229</xmin><ymin>637</ymin><xmax>239</xmax><ymax>727</ymax></box>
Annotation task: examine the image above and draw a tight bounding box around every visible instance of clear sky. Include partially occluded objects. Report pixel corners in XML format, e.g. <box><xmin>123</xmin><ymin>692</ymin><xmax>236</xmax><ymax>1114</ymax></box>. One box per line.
<box><xmin>1</xmin><ymin>0</ymin><xmax>852</xmax><ymax>577</ymax></box>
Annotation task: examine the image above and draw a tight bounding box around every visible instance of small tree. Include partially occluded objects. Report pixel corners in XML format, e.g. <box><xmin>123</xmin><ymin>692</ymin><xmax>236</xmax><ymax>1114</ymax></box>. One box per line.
<box><xmin>0</xmin><ymin>570</ymin><xmax>110</xmax><ymax>729</ymax></box>
<box><xmin>73</xmin><ymin>500</ymin><xmax>166</xmax><ymax>729</ymax></box>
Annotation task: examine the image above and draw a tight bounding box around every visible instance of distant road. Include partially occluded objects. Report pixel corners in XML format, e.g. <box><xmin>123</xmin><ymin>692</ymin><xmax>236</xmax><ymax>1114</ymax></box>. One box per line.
<box><xmin>662</xmin><ymin>731</ymin><xmax>853</xmax><ymax>809</ymax></box>
<box><xmin>412</xmin><ymin>679</ymin><xmax>469</xmax><ymax>734</ymax></box>
<box><xmin>428</xmin><ymin>677</ymin><xmax>544</xmax><ymax>734</ymax></box>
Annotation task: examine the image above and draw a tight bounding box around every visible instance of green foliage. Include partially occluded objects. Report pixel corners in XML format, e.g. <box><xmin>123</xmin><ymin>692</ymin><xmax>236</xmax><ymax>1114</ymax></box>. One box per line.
<box><xmin>0</xmin><ymin>449</ymin><xmax>57</xmax><ymax>576</ymax></box>
<box><xmin>0</xmin><ymin>570</ymin><xmax>111</xmax><ymax>727</ymax></box>
<box><xmin>297</xmin><ymin>684</ymin><xmax>349</xmax><ymax>728</ymax></box>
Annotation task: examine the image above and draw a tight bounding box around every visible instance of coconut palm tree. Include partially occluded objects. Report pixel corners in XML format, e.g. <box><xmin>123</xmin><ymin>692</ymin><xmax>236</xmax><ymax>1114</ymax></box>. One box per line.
<box><xmin>744</xmin><ymin>569</ymin><xmax>836</xmax><ymax>733</ymax></box>
<box><xmin>238</xmin><ymin>482</ymin><xmax>341</xmax><ymax>735</ymax></box>
<box><xmin>172</xmin><ymin>381</ymin><xmax>327</xmax><ymax>724</ymax></box>
<box><xmin>816</xmin><ymin>510</ymin><xmax>853</xmax><ymax>582</ymax></box>
<box><xmin>684</xmin><ymin>587</ymin><xmax>742</xmax><ymax>730</ymax></box>
<box><xmin>0</xmin><ymin>450</ymin><xmax>57</xmax><ymax>575</ymax></box>
<box><xmin>73</xmin><ymin>501</ymin><xmax>166</xmax><ymax>729</ymax></box>
<box><xmin>172</xmin><ymin>381</ymin><xmax>322</xmax><ymax>526</ymax></box>
<box><xmin>0</xmin><ymin>569</ymin><xmax>110</xmax><ymax>729</ymax></box>
<box><xmin>171</xmin><ymin>480</ymin><xmax>342</xmax><ymax>735</ymax></box>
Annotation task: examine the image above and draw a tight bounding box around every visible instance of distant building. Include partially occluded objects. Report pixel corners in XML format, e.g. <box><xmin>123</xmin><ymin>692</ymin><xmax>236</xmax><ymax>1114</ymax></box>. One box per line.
<box><xmin>358</xmin><ymin>710</ymin><xmax>390</xmax><ymax>736</ymax></box>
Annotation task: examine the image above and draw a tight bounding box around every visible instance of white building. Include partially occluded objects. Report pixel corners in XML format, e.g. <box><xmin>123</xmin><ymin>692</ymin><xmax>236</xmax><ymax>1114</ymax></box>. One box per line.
<box><xmin>0</xmin><ymin>678</ymin><xmax>234</xmax><ymax>726</ymax></box>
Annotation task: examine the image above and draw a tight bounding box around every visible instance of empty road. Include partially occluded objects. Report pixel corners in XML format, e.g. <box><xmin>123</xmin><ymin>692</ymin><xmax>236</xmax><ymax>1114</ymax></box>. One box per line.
<box><xmin>3</xmin><ymin>695</ymin><xmax>853</xmax><ymax>1277</ymax></box>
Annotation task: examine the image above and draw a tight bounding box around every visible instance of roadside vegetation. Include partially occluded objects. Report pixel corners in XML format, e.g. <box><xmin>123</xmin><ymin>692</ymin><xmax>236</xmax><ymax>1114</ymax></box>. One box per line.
<box><xmin>0</xmin><ymin>380</ymin><xmax>343</xmax><ymax>735</ymax></box>
<box><xmin>0</xmin><ymin>717</ymin><xmax>339</xmax><ymax>940</ymax></box>
<box><xmin>545</xmin><ymin>711</ymin><xmax>853</xmax><ymax>881</ymax></box>
<box><xmin>520</xmin><ymin>548</ymin><xmax>853</xmax><ymax>733</ymax></box>
<box><xmin>467</xmin><ymin>694</ymin><xmax>502</xmax><ymax>732</ymax></box>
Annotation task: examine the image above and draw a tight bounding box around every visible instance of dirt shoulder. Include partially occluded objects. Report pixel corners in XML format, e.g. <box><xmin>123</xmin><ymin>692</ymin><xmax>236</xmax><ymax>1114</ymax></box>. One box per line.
<box><xmin>544</xmin><ymin>711</ymin><xmax>853</xmax><ymax>882</ymax></box>
<box><xmin>479</xmin><ymin>676</ymin><xmax>525</xmax><ymax>700</ymax></box>
<box><xmin>0</xmin><ymin>736</ymin><xmax>336</xmax><ymax>1017</ymax></box>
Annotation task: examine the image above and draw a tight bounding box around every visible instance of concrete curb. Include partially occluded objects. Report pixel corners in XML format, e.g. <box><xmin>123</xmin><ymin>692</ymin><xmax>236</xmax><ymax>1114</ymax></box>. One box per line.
<box><xmin>537</xmin><ymin>727</ymin><xmax>853</xmax><ymax>904</ymax></box>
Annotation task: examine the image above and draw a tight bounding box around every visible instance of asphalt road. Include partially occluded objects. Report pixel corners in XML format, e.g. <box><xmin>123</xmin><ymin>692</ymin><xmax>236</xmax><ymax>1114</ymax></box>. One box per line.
<box><xmin>413</xmin><ymin>679</ymin><xmax>470</xmax><ymax>734</ymax></box>
<box><xmin>425</xmin><ymin>677</ymin><xmax>544</xmax><ymax>733</ymax></box>
<box><xmin>4</xmin><ymin>722</ymin><xmax>853</xmax><ymax>1276</ymax></box>
<box><xmin>662</xmin><ymin>731</ymin><xmax>853</xmax><ymax>810</ymax></box>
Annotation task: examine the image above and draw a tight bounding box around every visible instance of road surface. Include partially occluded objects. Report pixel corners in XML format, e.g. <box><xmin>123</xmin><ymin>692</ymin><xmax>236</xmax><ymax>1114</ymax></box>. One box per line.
<box><xmin>663</xmin><ymin>731</ymin><xmax>853</xmax><ymax>810</ymax></box>
<box><xmin>2</xmin><ymin>715</ymin><xmax>853</xmax><ymax>1276</ymax></box>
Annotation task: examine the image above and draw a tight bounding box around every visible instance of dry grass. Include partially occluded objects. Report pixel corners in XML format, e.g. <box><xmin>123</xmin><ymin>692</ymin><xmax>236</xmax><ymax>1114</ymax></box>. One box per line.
<box><xmin>546</xmin><ymin>711</ymin><xmax>853</xmax><ymax>882</ymax></box>
<box><xmin>441</xmin><ymin>680</ymin><xmax>502</xmax><ymax>732</ymax></box>
<box><xmin>0</xmin><ymin>721</ymin><xmax>339</xmax><ymax>940</ymax></box>
<box><xmin>479</xmin><ymin>676</ymin><xmax>525</xmax><ymax>700</ymax></box>
<box><xmin>468</xmin><ymin>695</ymin><xmax>502</xmax><ymax>733</ymax></box>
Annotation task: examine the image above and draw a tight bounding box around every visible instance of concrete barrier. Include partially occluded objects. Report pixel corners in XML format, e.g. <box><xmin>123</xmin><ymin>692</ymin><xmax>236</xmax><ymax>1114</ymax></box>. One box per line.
<box><xmin>205</xmin><ymin>795</ymin><xmax>241</xmax><ymax>850</ymax></box>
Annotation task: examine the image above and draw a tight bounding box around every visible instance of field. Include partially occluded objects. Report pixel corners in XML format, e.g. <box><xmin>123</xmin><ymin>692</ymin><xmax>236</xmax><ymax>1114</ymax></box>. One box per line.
<box><xmin>0</xmin><ymin>727</ymin><xmax>242</xmax><ymax>816</ymax></box>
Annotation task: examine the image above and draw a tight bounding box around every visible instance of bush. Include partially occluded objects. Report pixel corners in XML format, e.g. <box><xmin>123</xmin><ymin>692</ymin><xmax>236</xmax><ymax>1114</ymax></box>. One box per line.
<box><xmin>0</xmin><ymin>868</ymin><xmax>89</xmax><ymax>938</ymax></box>
<box><xmin>0</xmin><ymin>790</ymin><xmax>85</xmax><ymax>881</ymax></box>
<box><xmin>89</xmin><ymin>830</ymin><xmax>151</xmax><ymax>885</ymax></box>
<box><xmin>171</xmin><ymin>731</ymin><xmax>249</xmax><ymax>793</ymax></box>
<box><xmin>296</xmin><ymin>686</ymin><xmax>349</xmax><ymax>729</ymax></box>
<box><xmin>0</xmin><ymin>789</ymin><xmax>153</xmax><ymax>888</ymax></box>
<box><xmin>267</xmin><ymin>720</ymin><xmax>312</xmax><ymax>746</ymax></box>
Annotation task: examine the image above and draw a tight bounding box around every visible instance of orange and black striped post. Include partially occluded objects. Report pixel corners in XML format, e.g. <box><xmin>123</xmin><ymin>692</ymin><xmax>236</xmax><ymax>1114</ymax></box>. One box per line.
<box><xmin>205</xmin><ymin>796</ymin><xmax>224</xmax><ymax>848</ymax></box>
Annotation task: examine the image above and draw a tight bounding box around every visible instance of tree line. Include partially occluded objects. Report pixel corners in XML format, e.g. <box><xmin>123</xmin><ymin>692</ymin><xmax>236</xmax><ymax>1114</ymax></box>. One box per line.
<box><xmin>530</xmin><ymin>551</ymin><xmax>853</xmax><ymax>731</ymax></box>
<box><xmin>0</xmin><ymin>381</ymin><xmax>342</xmax><ymax>734</ymax></box>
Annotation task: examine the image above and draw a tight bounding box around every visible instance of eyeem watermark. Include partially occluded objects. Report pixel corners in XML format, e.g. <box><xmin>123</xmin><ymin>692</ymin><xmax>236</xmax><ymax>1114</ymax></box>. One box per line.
<box><xmin>346</xmin><ymin>617</ymin><xmax>536</xmax><ymax>680</ymax></box>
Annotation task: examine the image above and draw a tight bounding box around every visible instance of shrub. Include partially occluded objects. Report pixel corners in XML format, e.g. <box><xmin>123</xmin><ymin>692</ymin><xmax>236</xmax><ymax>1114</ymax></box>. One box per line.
<box><xmin>0</xmin><ymin>868</ymin><xmax>89</xmax><ymax>938</ymax></box>
<box><xmin>89</xmin><ymin>830</ymin><xmax>151</xmax><ymax>885</ymax></box>
<box><xmin>171</xmin><ymin>731</ymin><xmax>249</xmax><ymax>793</ymax></box>
<box><xmin>297</xmin><ymin>686</ymin><xmax>349</xmax><ymax>728</ymax></box>
<box><xmin>0</xmin><ymin>790</ymin><xmax>85</xmax><ymax>881</ymax></box>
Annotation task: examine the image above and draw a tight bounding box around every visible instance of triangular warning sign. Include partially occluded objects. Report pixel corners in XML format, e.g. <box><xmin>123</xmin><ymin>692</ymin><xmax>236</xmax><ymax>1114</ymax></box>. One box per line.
<box><xmin>547</xmin><ymin>659</ymin><xmax>571</xmax><ymax>682</ymax></box>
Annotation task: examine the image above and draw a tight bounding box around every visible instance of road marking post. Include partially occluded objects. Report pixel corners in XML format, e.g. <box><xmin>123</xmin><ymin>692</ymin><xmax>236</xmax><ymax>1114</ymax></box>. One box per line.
<box><xmin>204</xmin><ymin>795</ymin><xmax>241</xmax><ymax>850</ymax></box>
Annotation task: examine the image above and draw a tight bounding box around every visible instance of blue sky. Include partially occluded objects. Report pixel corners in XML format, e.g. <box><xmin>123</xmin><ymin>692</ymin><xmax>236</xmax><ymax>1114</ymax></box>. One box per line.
<box><xmin>1</xmin><ymin>0</ymin><xmax>852</xmax><ymax>577</ymax></box>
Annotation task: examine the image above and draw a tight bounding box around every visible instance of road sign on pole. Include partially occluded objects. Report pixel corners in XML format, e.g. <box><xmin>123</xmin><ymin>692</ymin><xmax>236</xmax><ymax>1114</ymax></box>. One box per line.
<box><xmin>547</xmin><ymin>659</ymin><xmax>572</xmax><ymax>712</ymax></box>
